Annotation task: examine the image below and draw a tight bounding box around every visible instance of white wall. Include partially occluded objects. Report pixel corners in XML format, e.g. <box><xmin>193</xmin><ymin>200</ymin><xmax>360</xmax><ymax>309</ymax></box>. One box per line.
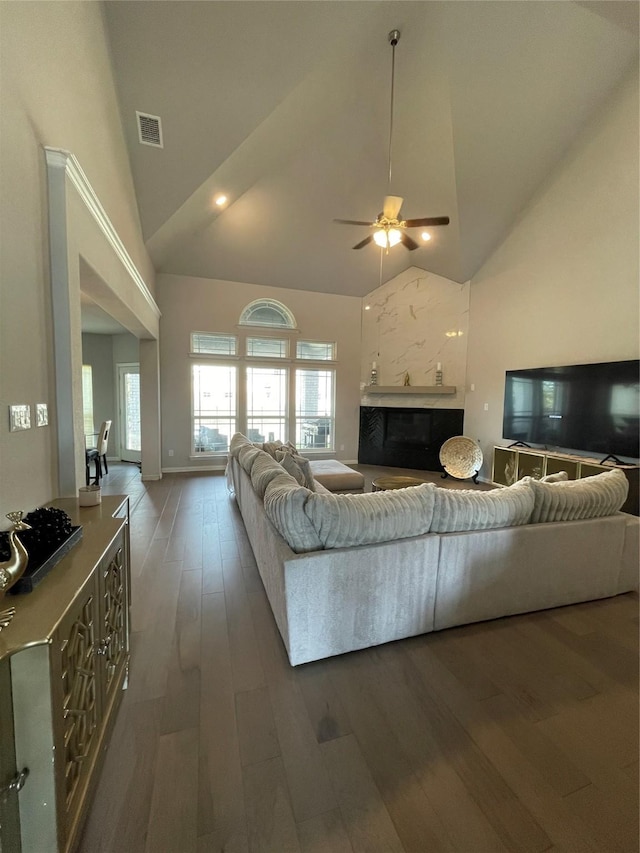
<box><xmin>465</xmin><ymin>69</ymin><xmax>639</xmax><ymax>479</ymax></box>
<box><xmin>0</xmin><ymin>2</ymin><xmax>155</xmax><ymax>517</ymax></box>
<box><xmin>157</xmin><ymin>274</ymin><xmax>362</xmax><ymax>469</ymax></box>
<box><xmin>361</xmin><ymin>266</ymin><xmax>470</xmax><ymax>409</ymax></box>
<box><xmin>82</xmin><ymin>334</ymin><xmax>115</xmax><ymax>454</ymax></box>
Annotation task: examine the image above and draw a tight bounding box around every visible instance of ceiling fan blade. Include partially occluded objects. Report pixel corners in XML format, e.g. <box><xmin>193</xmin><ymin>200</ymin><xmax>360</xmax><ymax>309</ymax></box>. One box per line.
<box><xmin>401</xmin><ymin>233</ymin><xmax>419</xmax><ymax>251</ymax></box>
<box><xmin>403</xmin><ymin>216</ymin><xmax>450</xmax><ymax>228</ymax></box>
<box><xmin>383</xmin><ymin>195</ymin><xmax>403</xmax><ymax>220</ymax></box>
<box><xmin>334</xmin><ymin>218</ymin><xmax>374</xmax><ymax>226</ymax></box>
<box><xmin>353</xmin><ymin>235</ymin><xmax>374</xmax><ymax>250</ymax></box>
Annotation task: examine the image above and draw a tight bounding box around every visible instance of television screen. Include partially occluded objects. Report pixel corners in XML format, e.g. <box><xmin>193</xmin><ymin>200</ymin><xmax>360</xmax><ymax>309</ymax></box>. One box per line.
<box><xmin>503</xmin><ymin>360</ymin><xmax>640</xmax><ymax>459</ymax></box>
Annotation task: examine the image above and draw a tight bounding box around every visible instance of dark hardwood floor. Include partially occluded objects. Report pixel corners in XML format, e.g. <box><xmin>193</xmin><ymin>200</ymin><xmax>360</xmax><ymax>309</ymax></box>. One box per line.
<box><xmin>78</xmin><ymin>462</ymin><xmax>639</xmax><ymax>853</ymax></box>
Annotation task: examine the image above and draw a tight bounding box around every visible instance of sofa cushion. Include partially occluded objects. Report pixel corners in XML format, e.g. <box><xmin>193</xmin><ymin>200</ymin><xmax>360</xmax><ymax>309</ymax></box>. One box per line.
<box><xmin>230</xmin><ymin>432</ymin><xmax>252</xmax><ymax>457</ymax></box>
<box><xmin>250</xmin><ymin>452</ymin><xmax>289</xmax><ymax>499</ymax></box>
<box><xmin>303</xmin><ymin>483</ymin><xmax>436</xmax><ymax>549</ymax></box>
<box><xmin>527</xmin><ymin>468</ymin><xmax>628</xmax><ymax>523</ymax></box>
<box><xmin>263</xmin><ymin>481</ymin><xmax>323</xmax><ymax>553</ymax></box>
<box><xmin>275</xmin><ymin>449</ymin><xmax>316</xmax><ymax>491</ymax></box>
<box><xmin>308</xmin><ymin>459</ymin><xmax>365</xmax><ymax>493</ymax></box>
<box><xmin>237</xmin><ymin>443</ymin><xmax>262</xmax><ymax>474</ymax></box>
<box><xmin>430</xmin><ymin>480</ymin><xmax>534</xmax><ymax>533</ymax></box>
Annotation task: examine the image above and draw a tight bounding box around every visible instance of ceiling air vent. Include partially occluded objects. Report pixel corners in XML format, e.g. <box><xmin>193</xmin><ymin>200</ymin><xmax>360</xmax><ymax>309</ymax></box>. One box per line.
<box><xmin>136</xmin><ymin>111</ymin><xmax>163</xmax><ymax>148</ymax></box>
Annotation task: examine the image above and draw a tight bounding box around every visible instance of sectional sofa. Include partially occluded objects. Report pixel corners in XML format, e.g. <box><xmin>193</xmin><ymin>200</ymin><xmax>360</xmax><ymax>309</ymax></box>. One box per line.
<box><xmin>228</xmin><ymin>433</ymin><xmax>639</xmax><ymax>666</ymax></box>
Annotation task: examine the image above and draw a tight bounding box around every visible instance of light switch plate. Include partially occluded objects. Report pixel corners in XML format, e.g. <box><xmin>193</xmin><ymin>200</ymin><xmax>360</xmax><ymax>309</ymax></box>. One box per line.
<box><xmin>36</xmin><ymin>403</ymin><xmax>48</xmax><ymax>427</ymax></box>
<box><xmin>9</xmin><ymin>404</ymin><xmax>31</xmax><ymax>431</ymax></box>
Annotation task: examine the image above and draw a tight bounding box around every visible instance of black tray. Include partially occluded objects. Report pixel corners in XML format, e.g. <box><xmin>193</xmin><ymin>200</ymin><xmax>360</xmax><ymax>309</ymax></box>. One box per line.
<box><xmin>8</xmin><ymin>525</ymin><xmax>83</xmax><ymax>595</ymax></box>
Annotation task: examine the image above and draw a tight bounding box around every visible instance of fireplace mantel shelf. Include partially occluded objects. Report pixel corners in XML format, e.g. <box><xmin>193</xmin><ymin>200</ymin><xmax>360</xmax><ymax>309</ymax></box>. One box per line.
<box><xmin>363</xmin><ymin>385</ymin><xmax>457</xmax><ymax>395</ymax></box>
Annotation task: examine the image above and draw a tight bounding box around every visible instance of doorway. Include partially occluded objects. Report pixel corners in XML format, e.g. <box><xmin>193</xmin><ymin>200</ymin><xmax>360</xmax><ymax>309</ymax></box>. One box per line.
<box><xmin>118</xmin><ymin>363</ymin><xmax>141</xmax><ymax>464</ymax></box>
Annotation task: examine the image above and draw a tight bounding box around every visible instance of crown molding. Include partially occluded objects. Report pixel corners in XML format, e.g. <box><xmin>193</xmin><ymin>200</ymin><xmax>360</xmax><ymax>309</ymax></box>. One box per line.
<box><xmin>44</xmin><ymin>147</ymin><xmax>160</xmax><ymax>319</ymax></box>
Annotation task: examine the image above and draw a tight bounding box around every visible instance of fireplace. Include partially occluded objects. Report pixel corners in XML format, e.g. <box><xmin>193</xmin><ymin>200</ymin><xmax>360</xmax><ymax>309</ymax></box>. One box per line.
<box><xmin>359</xmin><ymin>406</ymin><xmax>464</xmax><ymax>470</ymax></box>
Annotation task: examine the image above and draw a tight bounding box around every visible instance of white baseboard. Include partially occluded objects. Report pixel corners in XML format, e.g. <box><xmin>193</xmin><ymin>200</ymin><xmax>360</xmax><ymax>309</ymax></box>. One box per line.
<box><xmin>141</xmin><ymin>473</ymin><xmax>162</xmax><ymax>481</ymax></box>
<box><xmin>162</xmin><ymin>465</ymin><xmax>227</xmax><ymax>473</ymax></box>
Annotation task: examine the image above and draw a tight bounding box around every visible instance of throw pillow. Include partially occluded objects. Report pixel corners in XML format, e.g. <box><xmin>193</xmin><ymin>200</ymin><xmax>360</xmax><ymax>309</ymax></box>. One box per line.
<box><xmin>263</xmin><ymin>480</ymin><xmax>323</xmax><ymax>553</ymax></box>
<box><xmin>304</xmin><ymin>483</ymin><xmax>436</xmax><ymax>549</ymax></box>
<box><xmin>275</xmin><ymin>448</ymin><xmax>316</xmax><ymax>491</ymax></box>
<box><xmin>237</xmin><ymin>443</ymin><xmax>262</xmax><ymax>474</ymax></box>
<box><xmin>262</xmin><ymin>440</ymin><xmax>284</xmax><ymax>458</ymax></box>
<box><xmin>275</xmin><ymin>449</ymin><xmax>306</xmax><ymax>486</ymax></box>
<box><xmin>250</xmin><ymin>451</ymin><xmax>290</xmax><ymax>499</ymax></box>
<box><xmin>430</xmin><ymin>480</ymin><xmax>534</xmax><ymax>533</ymax></box>
<box><xmin>230</xmin><ymin>432</ymin><xmax>251</xmax><ymax>458</ymax></box>
<box><xmin>526</xmin><ymin>468</ymin><xmax>628</xmax><ymax>523</ymax></box>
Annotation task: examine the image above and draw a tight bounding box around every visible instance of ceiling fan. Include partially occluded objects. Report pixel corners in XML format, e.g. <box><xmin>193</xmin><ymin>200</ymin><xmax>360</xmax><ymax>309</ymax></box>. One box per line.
<box><xmin>334</xmin><ymin>30</ymin><xmax>449</xmax><ymax>251</ymax></box>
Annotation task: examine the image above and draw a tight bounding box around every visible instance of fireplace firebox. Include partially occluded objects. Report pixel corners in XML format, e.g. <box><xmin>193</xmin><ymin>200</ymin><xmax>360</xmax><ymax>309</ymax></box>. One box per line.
<box><xmin>359</xmin><ymin>406</ymin><xmax>464</xmax><ymax>470</ymax></box>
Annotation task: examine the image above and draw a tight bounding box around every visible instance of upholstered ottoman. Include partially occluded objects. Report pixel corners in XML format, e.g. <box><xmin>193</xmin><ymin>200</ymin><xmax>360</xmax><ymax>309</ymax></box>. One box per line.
<box><xmin>309</xmin><ymin>460</ymin><xmax>365</xmax><ymax>493</ymax></box>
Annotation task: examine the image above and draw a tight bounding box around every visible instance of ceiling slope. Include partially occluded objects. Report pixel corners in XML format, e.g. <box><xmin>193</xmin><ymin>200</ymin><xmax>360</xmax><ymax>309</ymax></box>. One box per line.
<box><xmin>105</xmin><ymin>1</ymin><xmax>639</xmax><ymax>297</ymax></box>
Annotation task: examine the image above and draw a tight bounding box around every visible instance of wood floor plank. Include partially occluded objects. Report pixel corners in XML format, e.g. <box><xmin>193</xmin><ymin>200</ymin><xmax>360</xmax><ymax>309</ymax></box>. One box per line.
<box><xmin>563</xmin><ymin>780</ymin><xmax>639</xmax><ymax>853</ymax></box>
<box><xmin>236</xmin><ymin>686</ymin><xmax>280</xmax><ymax>767</ymax></box>
<box><xmin>160</xmin><ymin>569</ymin><xmax>202</xmax><ymax>734</ymax></box>
<box><xmin>202</xmin><ymin>523</ymin><xmax>224</xmax><ymax>594</ymax></box>
<box><xmin>401</xmin><ymin>640</ymin><xmax>608</xmax><ymax>853</ymax></box>
<box><xmin>327</xmin><ymin>651</ymin><xmax>457</xmax><ymax>852</ymax></box>
<box><xmin>320</xmin><ymin>734</ymin><xmax>405</xmax><ymax>853</ymax></box>
<box><xmin>223</xmin><ymin>556</ymin><xmax>266</xmax><ymax>693</ymax></box>
<box><xmin>198</xmin><ymin>592</ymin><xmax>248</xmax><ymax>846</ymax></box>
<box><xmin>296</xmin><ymin>809</ymin><xmax>354</xmax><ymax>853</ymax></box>
<box><xmin>145</xmin><ymin>727</ymin><xmax>199</xmax><ymax>853</ymax></box>
<box><xmin>78</xmin><ymin>698</ymin><xmax>163</xmax><ymax>853</ymax></box>
<box><xmin>243</xmin><ymin>757</ymin><xmax>302</xmax><ymax>853</ymax></box>
<box><xmin>249</xmin><ymin>588</ymin><xmax>337</xmax><ymax>823</ymax></box>
<box><xmin>295</xmin><ymin>659</ymin><xmax>352</xmax><ymax>744</ymax></box>
<box><xmin>402</xmin><ymin>640</ymin><xmax>554</xmax><ymax>853</ymax></box>
<box><xmin>366</xmin><ymin>645</ymin><xmax>513</xmax><ymax>852</ymax></box>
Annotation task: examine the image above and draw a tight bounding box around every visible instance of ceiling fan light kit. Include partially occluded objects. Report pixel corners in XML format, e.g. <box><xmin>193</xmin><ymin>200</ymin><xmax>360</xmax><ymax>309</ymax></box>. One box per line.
<box><xmin>334</xmin><ymin>29</ymin><xmax>450</xmax><ymax>252</ymax></box>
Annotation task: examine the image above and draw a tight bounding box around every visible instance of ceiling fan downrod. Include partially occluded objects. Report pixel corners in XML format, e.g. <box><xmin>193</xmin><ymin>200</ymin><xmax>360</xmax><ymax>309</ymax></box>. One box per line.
<box><xmin>387</xmin><ymin>29</ymin><xmax>400</xmax><ymax>189</ymax></box>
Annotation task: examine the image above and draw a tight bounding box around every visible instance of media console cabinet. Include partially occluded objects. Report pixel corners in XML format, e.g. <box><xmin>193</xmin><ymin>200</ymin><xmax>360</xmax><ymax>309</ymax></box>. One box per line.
<box><xmin>0</xmin><ymin>495</ymin><xmax>130</xmax><ymax>853</ymax></box>
<box><xmin>492</xmin><ymin>446</ymin><xmax>639</xmax><ymax>516</ymax></box>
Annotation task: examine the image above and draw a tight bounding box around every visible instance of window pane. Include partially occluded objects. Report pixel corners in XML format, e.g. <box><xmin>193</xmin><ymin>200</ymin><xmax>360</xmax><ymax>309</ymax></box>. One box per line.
<box><xmin>246</xmin><ymin>337</ymin><xmax>288</xmax><ymax>358</ymax></box>
<box><xmin>296</xmin><ymin>341</ymin><xmax>336</xmax><ymax>360</ymax></box>
<box><xmin>247</xmin><ymin>367</ymin><xmax>287</xmax><ymax>444</ymax></box>
<box><xmin>124</xmin><ymin>372</ymin><xmax>141</xmax><ymax>452</ymax></box>
<box><xmin>192</xmin><ymin>364</ymin><xmax>236</xmax><ymax>453</ymax></box>
<box><xmin>239</xmin><ymin>299</ymin><xmax>296</xmax><ymax>328</ymax></box>
<box><xmin>82</xmin><ymin>365</ymin><xmax>94</xmax><ymax>437</ymax></box>
<box><xmin>191</xmin><ymin>332</ymin><xmax>237</xmax><ymax>355</ymax></box>
<box><xmin>296</xmin><ymin>369</ymin><xmax>334</xmax><ymax>449</ymax></box>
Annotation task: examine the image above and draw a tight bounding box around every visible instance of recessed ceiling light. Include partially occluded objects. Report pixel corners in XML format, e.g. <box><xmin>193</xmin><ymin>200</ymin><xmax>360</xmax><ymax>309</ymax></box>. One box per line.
<box><xmin>364</xmin><ymin>305</ymin><xmax>371</xmax><ymax>311</ymax></box>
<box><xmin>421</xmin><ymin>232</ymin><xmax>431</xmax><ymax>242</ymax></box>
<box><xmin>214</xmin><ymin>194</ymin><xmax>228</xmax><ymax>207</ymax></box>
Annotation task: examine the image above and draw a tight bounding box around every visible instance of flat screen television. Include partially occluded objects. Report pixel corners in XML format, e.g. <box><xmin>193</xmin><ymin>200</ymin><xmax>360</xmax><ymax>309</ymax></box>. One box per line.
<box><xmin>503</xmin><ymin>360</ymin><xmax>640</xmax><ymax>459</ymax></box>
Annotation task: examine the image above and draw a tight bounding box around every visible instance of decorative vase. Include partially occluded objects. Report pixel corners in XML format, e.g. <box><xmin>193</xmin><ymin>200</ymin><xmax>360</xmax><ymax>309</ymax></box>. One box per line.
<box><xmin>0</xmin><ymin>511</ymin><xmax>31</xmax><ymax>631</ymax></box>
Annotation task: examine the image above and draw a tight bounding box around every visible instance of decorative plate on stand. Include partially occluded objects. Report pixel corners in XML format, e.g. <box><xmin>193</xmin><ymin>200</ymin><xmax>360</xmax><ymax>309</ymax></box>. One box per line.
<box><xmin>439</xmin><ymin>436</ymin><xmax>484</xmax><ymax>481</ymax></box>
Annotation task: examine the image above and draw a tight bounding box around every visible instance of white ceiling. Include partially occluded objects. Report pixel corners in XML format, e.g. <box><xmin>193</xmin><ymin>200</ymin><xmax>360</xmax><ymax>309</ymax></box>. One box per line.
<box><xmin>104</xmin><ymin>1</ymin><xmax>638</xmax><ymax>298</ymax></box>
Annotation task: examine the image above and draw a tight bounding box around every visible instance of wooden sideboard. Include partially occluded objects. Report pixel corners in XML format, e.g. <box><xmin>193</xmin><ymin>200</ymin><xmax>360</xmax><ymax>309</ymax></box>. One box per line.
<box><xmin>0</xmin><ymin>495</ymin><xmax>130</xmax><ymax>853</ymax></box>
<box><xmin>492</xmin><ymin>446</ymin><xmax>639</xmax><ymax>516</ymax></box>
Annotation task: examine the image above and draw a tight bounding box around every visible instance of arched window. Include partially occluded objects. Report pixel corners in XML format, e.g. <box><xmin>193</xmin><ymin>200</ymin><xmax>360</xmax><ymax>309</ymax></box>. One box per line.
<box><xmin>239</xmin><ymin>299</ymin><xmax>296</xmax><ymax>329</ymax></box>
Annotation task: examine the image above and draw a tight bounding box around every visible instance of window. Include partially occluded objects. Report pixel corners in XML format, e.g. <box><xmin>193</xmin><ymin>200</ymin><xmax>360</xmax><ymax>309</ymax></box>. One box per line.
<box><xmin>296</xmin><ymin>340</ymin><xmax>336</xmax><ymax>360</ymax></box>
<box><xmin>192</xmin><ymin>364</ymin><xmax>236</xmax><ymax>453</ymax></box>
<box><xmin>296</xmin><ymin>368</ymin><xmax>335</xmax><ymax>449</ymax></box>
<box><xmin>82</xmin><ymin>365</ymin><xmax>94</xmax><ymax>437</ymax></box>
<box><xmin>246</xmin><ymin>367</ymin><xmax>288</xmax><ymax>444</ymax></box>
<box><xmin>191</xmin><ymin>332</ymin><xmax>237</xmax><ymax>356</ymax></box>
<box><xmin>189</xmin><ymin>301</ymin><xmax>337</xmax><ymax>454</ymax></box>
<box><xmin>239</xmin><ymin>299</ymin><xmax>296</xmax><ymax>329</ymax></box>
<box><xmin>246</xmin><ymin>337</ymin><xmax>288</xmax><ymax>358</ymax></box>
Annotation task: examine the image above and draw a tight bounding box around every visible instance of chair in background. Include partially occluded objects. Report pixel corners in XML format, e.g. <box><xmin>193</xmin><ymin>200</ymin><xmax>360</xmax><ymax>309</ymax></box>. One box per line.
<box><xmin>85</xmin><ymin>420</ymin><xmax>112</xmax><ymax>485</ymax></box>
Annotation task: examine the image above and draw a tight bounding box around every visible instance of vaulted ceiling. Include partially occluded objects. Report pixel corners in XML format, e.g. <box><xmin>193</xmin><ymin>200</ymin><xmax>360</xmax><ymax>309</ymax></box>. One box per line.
<box><xmin>104</xmin><ymin>1</ymin><xmax>638</xmax><ymax>298</ymax></box>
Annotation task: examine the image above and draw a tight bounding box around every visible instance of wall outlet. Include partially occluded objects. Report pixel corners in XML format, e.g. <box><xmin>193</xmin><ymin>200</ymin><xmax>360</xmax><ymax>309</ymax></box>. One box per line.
<box><xmin>168</xmin><ymin>449</ymin><xmax>174</xmax><ymax>457</ymax></box>
<box><xmin>340</xmin><ymin>444</ymin><xmax>344</xmax><ymax>451</ymax></box>
<box><xmin>483</xmin><ymin>403</ymin><xmax>489</xmax><ymax>411</ymax></box>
